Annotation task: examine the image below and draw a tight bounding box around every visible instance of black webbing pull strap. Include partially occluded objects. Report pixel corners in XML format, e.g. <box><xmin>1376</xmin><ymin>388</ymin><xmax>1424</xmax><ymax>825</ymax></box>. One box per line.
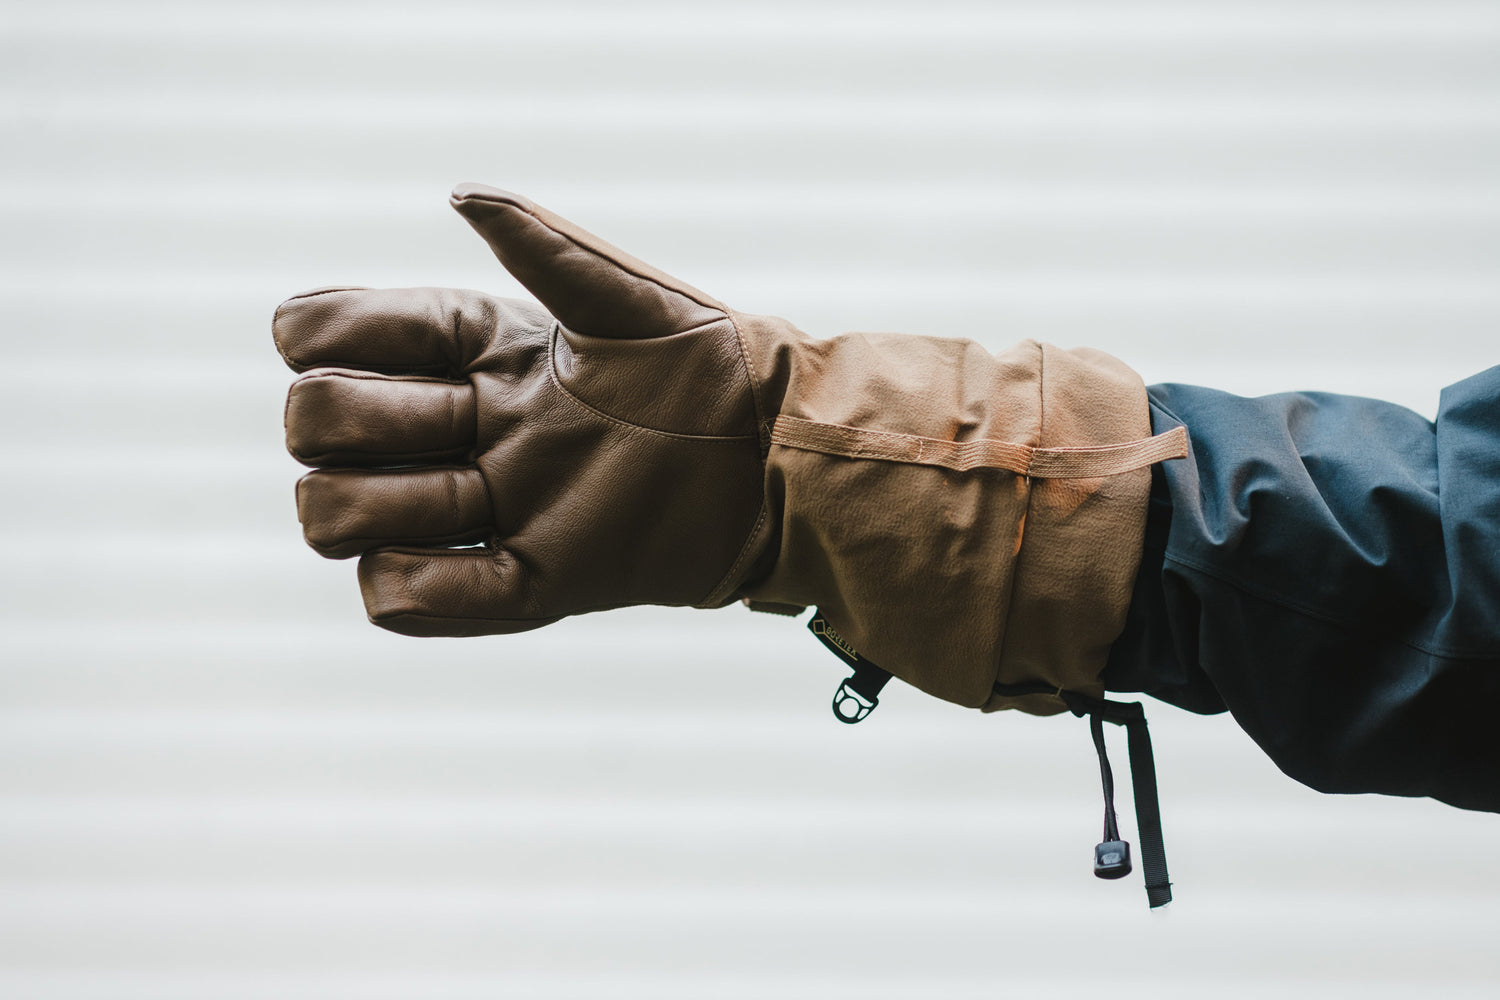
<box><xmin>1063</xmin><ymin>692</ymin><xmax>1173</xmax><ymax>908</ymax></box>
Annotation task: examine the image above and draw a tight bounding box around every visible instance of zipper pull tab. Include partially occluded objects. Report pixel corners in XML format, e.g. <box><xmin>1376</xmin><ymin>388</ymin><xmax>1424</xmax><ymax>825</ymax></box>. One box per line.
<box><xmin>808</xmin><ymin>611</ymin><xmax>893</xmax><ymax>724</ymax></box>
<box><xmin>832</xmin><ymin>676</ymin><xmax>879</xmax><ymax>723</ymax></box>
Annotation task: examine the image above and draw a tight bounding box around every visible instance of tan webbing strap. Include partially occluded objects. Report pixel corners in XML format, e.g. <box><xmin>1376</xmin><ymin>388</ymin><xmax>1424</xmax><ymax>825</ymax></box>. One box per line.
<box><xmin>771</xmin><ymin>416</ymin><xmax>1187</xmax><ymax>479</ymax></box>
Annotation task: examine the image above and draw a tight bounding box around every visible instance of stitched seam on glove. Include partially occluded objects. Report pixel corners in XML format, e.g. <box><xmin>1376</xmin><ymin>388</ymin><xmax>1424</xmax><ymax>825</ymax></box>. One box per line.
<box><xmin>725</xmin><ymin>310</ymin><xmax>771</xmax><ymax>454</ymax></box>
<box><xmin>498</xmin><ymin>191</ymin><xmax>729</xmax><ymax>315</ymax></box>
<box><xmin>986</xmin><ymin>340</ymin><xmax>1048</xmax><ymax>705</ymax></box>
<box><xmin>771</xmin><ymin>416</ymin><xmax>1186</xmax><ymax>478</ymax></box>
<box><xmin>544</xmin><ymin>323</ymin><xmax>759</xmax><ymax>443</ymax></box>
<box><xmin>698</xmin><ymin>308</ymin><xmax>776</xmax><ymax>609</ymax></box>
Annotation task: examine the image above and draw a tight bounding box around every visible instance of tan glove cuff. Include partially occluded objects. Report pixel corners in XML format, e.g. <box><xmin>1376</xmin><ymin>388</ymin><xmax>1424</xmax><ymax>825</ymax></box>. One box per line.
<box><xmin>729</xmin><ymin>312</ymin><xmax>1186</xmax><ymax>715</ymax></box>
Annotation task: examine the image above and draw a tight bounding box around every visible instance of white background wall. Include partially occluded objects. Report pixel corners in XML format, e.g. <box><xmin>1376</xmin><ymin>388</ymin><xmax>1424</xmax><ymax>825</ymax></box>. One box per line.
<box><xmin>2</xmin><ymin>1</ymin><xmax>1498</xmax><ymax>996</ymax></box>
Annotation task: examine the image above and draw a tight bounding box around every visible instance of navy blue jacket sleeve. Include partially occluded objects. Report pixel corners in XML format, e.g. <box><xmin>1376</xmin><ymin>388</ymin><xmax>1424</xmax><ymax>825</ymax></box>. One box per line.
<box><xmin>1104</xmin><ymin>366</ymin><xmax>1500</xmax><ymax>814</ymax></box>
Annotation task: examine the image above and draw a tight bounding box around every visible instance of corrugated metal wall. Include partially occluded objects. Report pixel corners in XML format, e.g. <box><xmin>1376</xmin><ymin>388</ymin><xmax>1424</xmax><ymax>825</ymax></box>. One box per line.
<box><xmin>2</xmin><ymin>1</ymin><xmax>1498</xmax><ymax>996</ymax></box>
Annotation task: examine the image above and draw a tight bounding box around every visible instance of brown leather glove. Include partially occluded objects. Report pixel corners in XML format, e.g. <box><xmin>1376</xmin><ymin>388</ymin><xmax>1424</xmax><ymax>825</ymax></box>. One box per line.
<box><xmin>277</xmin><ymin>184</ymin><xmax>767</xmax><ymax>635</ymax></box>
<box><xmin>276</xmin><ymin>185</ymin><xmax>1185</xmax><ymax>714</ymax></box>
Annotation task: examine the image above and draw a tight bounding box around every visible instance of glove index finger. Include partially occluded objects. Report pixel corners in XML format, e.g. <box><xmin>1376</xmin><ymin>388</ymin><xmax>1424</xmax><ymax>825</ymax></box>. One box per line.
<box><xmin>273</xmin><ymin>285</ymin><xmax>508</xmax><ymax>376</ymax></box>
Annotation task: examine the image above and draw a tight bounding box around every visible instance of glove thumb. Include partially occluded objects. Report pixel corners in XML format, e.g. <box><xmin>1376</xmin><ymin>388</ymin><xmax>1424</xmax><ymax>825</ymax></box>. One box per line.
<box><xmin>450</xmin><ymin>183</ymin><xmax>727</xmax><ymax>340</ymax></box>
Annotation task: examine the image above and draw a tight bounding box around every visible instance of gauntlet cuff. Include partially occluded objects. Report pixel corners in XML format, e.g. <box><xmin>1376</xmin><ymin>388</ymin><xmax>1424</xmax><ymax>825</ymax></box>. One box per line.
<box><xmin>731</xmin><ymin>312</ymin><xmax>1186</xmax><ymax>715</ymax></box>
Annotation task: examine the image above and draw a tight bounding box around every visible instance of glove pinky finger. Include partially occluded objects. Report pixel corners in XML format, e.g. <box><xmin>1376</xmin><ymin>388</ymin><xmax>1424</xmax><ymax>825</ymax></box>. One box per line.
<box><xmin>357</xmin><ymin>546</ymin><xmax>559</xmax><ymax>637</ymax></box>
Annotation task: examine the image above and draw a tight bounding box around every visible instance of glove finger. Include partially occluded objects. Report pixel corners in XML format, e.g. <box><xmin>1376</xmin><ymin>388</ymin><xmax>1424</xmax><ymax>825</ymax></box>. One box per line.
<box><xmin>358</xmin><ymin>546</ymin><xmax>561</xmax><ymax>637</ymax></box>
<box><xmin>273</xmin><ymin>286</ymin><xmax>546</xmax><ymax>375</ymax></box>
<box><xmin>296</xmin><ymin>466</ymin><xmax>492</xmax><ymax>559</ymax></box>
<box><xmin>285</xmin><ymin>369</ymin><xmax>475</xmax><ymax>467</ymax></box>
<box><xmin>449</xmin><ymin>183</ymin><xmax>727</xmax><ymax>341</ymax></box>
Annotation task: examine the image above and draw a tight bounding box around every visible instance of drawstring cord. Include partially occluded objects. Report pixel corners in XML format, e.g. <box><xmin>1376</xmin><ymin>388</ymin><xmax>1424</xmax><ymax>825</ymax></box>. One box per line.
<box><xmin>804</xmin><ymin>608</ymin><xmax>1175</xmax><ymax>909</ymax></box>
<box><xmin>1063</xmin><ymin>691</ymin><xmax>1173</xmax><ymax>908</ymax></box>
